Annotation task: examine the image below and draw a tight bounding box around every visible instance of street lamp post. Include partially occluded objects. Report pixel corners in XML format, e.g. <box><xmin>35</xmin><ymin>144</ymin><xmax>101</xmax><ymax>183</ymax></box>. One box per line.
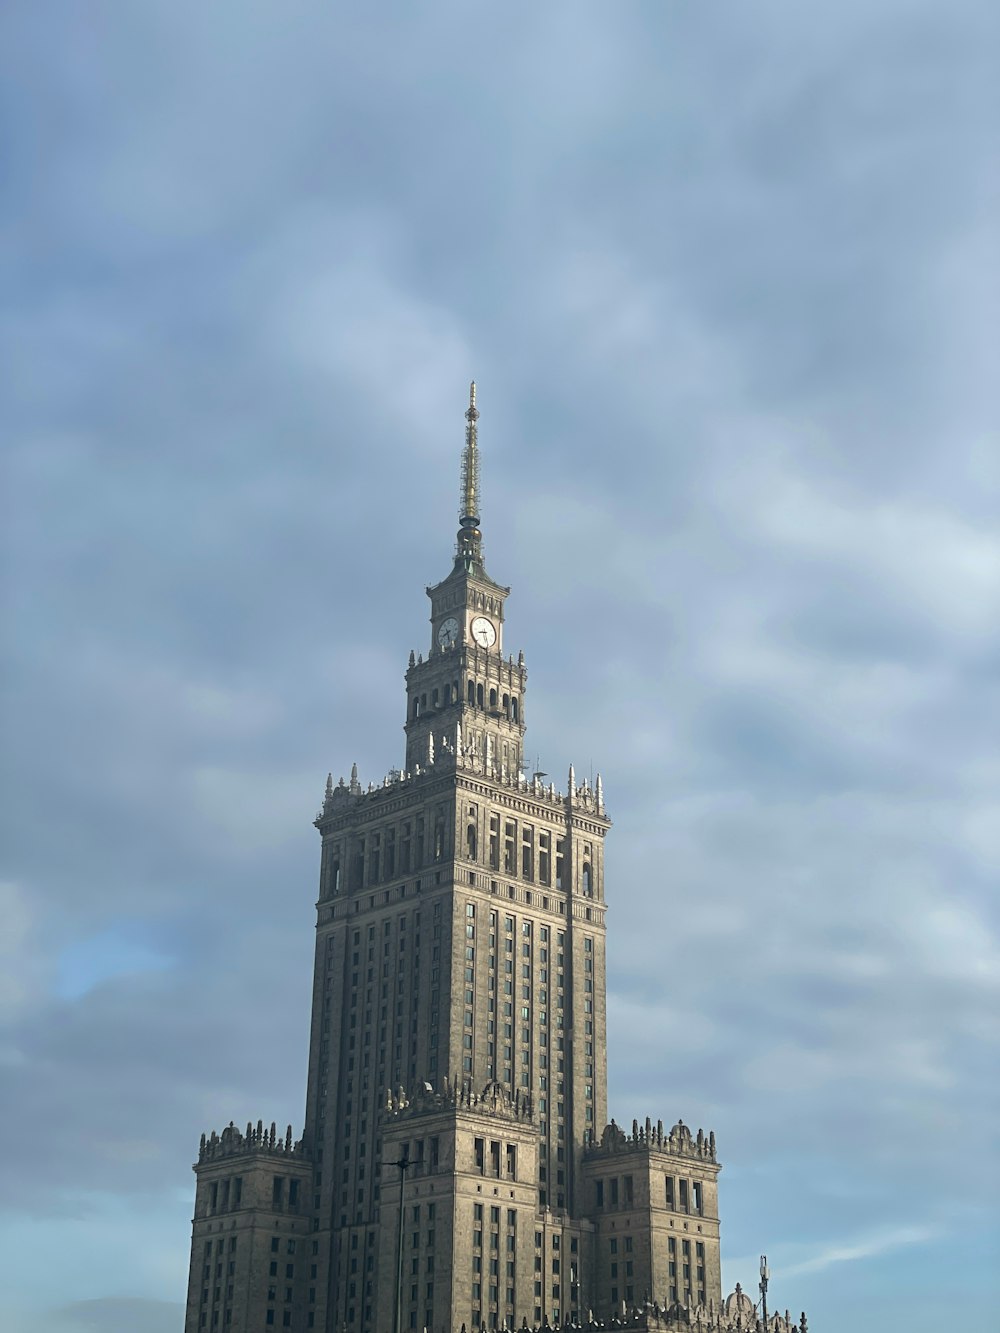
<box><xmin>392</xmin><ymin>1151</ymin><xmax>411</xmax><ymax>1333</ymax></box>
<box><xmin>759</xmin><ymin>1255</ymin><xmax>770</xmax><ymax>1329</ymax></box>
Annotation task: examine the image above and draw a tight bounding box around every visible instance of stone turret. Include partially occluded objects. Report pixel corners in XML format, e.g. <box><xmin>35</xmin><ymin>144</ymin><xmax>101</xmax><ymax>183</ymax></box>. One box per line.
<box><xmin>581</xmin><ymin>1117</ymin><xmax>723</xmax><ymax>1316</ymax></box>
<box><xmin>185</xmin><ymin>1119</ymin><xmax>314</xmax><ymax>1333</ymax></box>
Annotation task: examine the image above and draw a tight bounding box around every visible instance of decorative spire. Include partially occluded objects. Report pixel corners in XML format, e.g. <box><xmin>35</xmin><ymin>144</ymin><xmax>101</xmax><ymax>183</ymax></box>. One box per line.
<box><xmin>456</xmin><ymin>381</ymin><xmax>484</xmax><ymax>571</ymax></box>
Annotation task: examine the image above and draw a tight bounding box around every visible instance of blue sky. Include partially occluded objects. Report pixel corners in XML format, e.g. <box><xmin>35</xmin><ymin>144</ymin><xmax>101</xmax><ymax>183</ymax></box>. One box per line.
<box><xmin>2</xmin><ymin>2</ymin><xmax>998</xmax><ymax>1330</ymax></box>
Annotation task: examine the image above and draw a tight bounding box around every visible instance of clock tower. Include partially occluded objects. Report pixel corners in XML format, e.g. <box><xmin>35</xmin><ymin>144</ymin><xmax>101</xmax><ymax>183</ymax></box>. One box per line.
<box><xmin>181</xmin><ymin>383</ymin><xmax>758</xmax><ymax>1333</ymax></box>
<box><xmin>403</xmin><ymin>383</ymin><xmax>526</xmax><ymax>779</ymax></box>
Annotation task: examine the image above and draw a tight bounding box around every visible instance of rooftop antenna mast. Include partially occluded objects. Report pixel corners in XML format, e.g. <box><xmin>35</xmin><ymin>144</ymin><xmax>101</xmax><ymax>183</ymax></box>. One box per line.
<box><xmin>759</xmin><ymin>1255</ymin><xmax>770</xmax><ymax>1329</ymax></box>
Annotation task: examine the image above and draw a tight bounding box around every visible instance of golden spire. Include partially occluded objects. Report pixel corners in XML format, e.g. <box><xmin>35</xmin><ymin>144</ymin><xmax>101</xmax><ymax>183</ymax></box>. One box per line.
<box><xmin>456</xmin><ymin>381</ymin><xmax>483</xmax><ymax>569</ymax></box>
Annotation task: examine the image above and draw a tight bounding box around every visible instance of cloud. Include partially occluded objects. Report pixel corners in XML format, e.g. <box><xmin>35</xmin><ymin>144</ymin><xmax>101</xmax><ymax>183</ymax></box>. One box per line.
<box><xmin>51</xmin><ymin>1298</ymin><xmax>183</xmax><ymax>1333</ymax></box>
<box><xmin>0</xmin><ymin>882</ymin><xmax>43</xmax><ymax>1025</ymax></box>
<box><xmin>780</xmin><ymin>1224</ymin><xmax>940</xmax><ymax>1278</ymax></box>
<box><xmin>2</xmin><ymin>0</ymin><xmax>997</xmax><ymax>1330</ymax></box>
<box><xmin>55</xmin><ymin>923</ymin><xmax>174</xmax><ymax>1000</ymax></box>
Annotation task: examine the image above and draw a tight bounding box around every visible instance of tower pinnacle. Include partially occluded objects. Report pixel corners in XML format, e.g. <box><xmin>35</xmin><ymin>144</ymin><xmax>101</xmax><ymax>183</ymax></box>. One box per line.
<box><xmin>456</xmin><ymin>381</ymin><xmax>483</xmax><ymax>571</ymax></box>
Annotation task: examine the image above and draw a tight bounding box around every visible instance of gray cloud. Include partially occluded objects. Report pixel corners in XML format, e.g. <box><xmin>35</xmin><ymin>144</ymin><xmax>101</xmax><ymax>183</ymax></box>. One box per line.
<box><xmin>51</xmin><ymin>1299</ymin><xmax>183</xmax><ymax>1333</ymax></box>
<box><xmin>2</xmin><ymin>0</ymin><xmax>998</xmax><ymax>1329</ymax></box>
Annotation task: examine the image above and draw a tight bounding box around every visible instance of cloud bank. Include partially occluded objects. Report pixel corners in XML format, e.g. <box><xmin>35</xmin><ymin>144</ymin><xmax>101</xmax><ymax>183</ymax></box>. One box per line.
<box><xmin>2</xmin><ymin>2</ymin><xmax>997</xmax><ymax>1330</ymax></box>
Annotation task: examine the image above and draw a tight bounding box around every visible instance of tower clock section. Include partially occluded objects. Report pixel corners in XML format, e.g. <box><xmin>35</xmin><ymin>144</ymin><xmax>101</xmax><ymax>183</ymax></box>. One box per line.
<box><xmin>403</xmin><ymin>635</ymin><xmax>527</xmax><ymax>778</ymax></box>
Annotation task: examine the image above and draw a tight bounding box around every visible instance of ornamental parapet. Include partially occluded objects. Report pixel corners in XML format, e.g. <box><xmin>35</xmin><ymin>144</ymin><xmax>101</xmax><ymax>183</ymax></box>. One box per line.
<box><xmin>585</xmin><ymin>1117</ymin><xmax>717</xmax><ymax>1164</ymax></box>
<box><xmin>316</xmin><ymin>759</ymin><xmax>607</xmax><ymax>831</ymax></box>
<box><xmin>197</xmin><ymin>1119</ymin><xmax>308</xmax><ymax>1164</ymax></box>
<box><xmin>438</xmin><ymin>1290</ymin><xmax>805</xmax><ymax>1332</ymax></box>
<box><xmin>383</xmin><ymin>1076</ymin><xmax>535</xmax><ymax>1127</ymax></box>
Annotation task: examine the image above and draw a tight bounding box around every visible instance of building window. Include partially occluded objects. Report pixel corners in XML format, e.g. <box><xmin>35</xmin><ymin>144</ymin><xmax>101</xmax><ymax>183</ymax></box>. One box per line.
<box><xmin>539</xmin><ymin>834</ymin><xmax>550</xmax><ymax>884</ymax></box>
<box><xmin>521</xmin><ymin>828</ymin><xmax>534</xmax><ymax>881</ymax></box>
<box><xmin>504</xmin><ymin>823</ymin><xmax>516</xmax><ymax>874</ymax></box>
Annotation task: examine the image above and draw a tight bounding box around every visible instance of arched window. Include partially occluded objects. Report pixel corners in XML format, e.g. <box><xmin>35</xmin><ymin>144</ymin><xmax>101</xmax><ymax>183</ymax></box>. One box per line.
<box><xmin>432</xmin><ymin>687</ymin><xmax>439</xmax><ymax>709</ymax></box>
<box><xmin>411</xmin><ymin>697</ymin><xmax>419</xmax><ymax>720</ymax></box>
<box><xmin>489</xmin><ymin>687</ymin><xmax>498</xmax><ymax>708</ymax></box>
<box><xmin>452</xmin><ymin>679</ymin><xmax>460</xmax><ymax>704</ymax></box>
<box><xmin>467</xmin><ymin>824</ymin><xmax>477</xmax><ymax>861</ymax></box>
<box><xmin>502</xmin><ymin>693</ymin><xmax>510</xmax><ymax>716</ymax></box>
<box><xmin>582</xmin><ymin>863</ymin><xmax>592</xmax><ymax>896</ymax></box>
<box><xmin>511</xmin><ymin>697</ymin><xmax>519</xmax><ymax>723</ymax></box>
<box><xmin>477</xmin><ymin>682</ymin><xmax>485</xmax><ymax>708</ymax></box>
<box><xmin>468</xmin><ymin>679</ymin><xmax>475</xmax><ymax>705</ymax></box>
<box><xmin>434</xmin><ymin>820</ymin><xmax>445</xmax><ymax>860</ymax></box>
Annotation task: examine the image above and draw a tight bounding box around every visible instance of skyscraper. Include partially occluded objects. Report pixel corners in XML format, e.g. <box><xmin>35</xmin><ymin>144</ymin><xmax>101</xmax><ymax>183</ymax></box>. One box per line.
<box><xmin>182</xmin><ymin>387</ymin><xmax>804</xmax><ymax>1333</ymax></box>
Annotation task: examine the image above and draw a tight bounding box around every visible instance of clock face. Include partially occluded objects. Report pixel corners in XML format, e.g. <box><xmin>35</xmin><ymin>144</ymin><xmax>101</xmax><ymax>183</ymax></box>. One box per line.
<box><xmin>437</xmin><ymin>617</ymin><xmax>460</xmax><ymax>647</ymax></box>
<box><xmin>470</xmin><ymin>615</ymin><xmax>497</xmax><ymax>648</ymax></box>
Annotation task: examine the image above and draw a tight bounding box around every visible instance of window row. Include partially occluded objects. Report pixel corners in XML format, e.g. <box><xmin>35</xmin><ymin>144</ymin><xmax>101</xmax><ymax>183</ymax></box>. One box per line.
<box><xmin>323</xmin><ymin>807</ymin><xmax>450</xmax><ymax>896</ymax></box>
<box><xmin>665</xmin><ymin>1175</ymin><xmax>705</xmax><ymax>1215</ymax></box>
<box><xmin>465</xmin><ymin>816</ymin><xmax>596</xmax><ymax>897</ymax></box>
<box><xmin>410</xmin><ymin>678</ymin><xmax>520</xmax><ymax>721</ymax></box>
<box><xmin>473</xmin><ymin>1137</ymin><xmax>519</xmax><ymax>1180</ymax></box>
<box><xmin>205</xmin><ymin>1176</ymin><xmax>242</xmax><ymax>1215</ymax></box>
<box><xmin>594</xmin><ymin>1175</ymin><xmax>634</xmax><ymax>1210</ymax></box>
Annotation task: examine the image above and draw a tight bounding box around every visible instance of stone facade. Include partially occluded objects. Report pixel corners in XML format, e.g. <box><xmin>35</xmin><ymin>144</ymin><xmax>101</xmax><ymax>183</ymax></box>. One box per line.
<box><xmin>581</xmin><ymin>1119</ymin><xmax>722</xmax><ymax>1317</ymax></box>
<box><xmin>181</xmin><ymin>385</ymin><xmax>808</xmax><ymax>1333</ymax></box>
<box><xmin>183</xmin><ymin>1122</ymin><xmax>314</xmax><ymax>1333</ymax></box>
